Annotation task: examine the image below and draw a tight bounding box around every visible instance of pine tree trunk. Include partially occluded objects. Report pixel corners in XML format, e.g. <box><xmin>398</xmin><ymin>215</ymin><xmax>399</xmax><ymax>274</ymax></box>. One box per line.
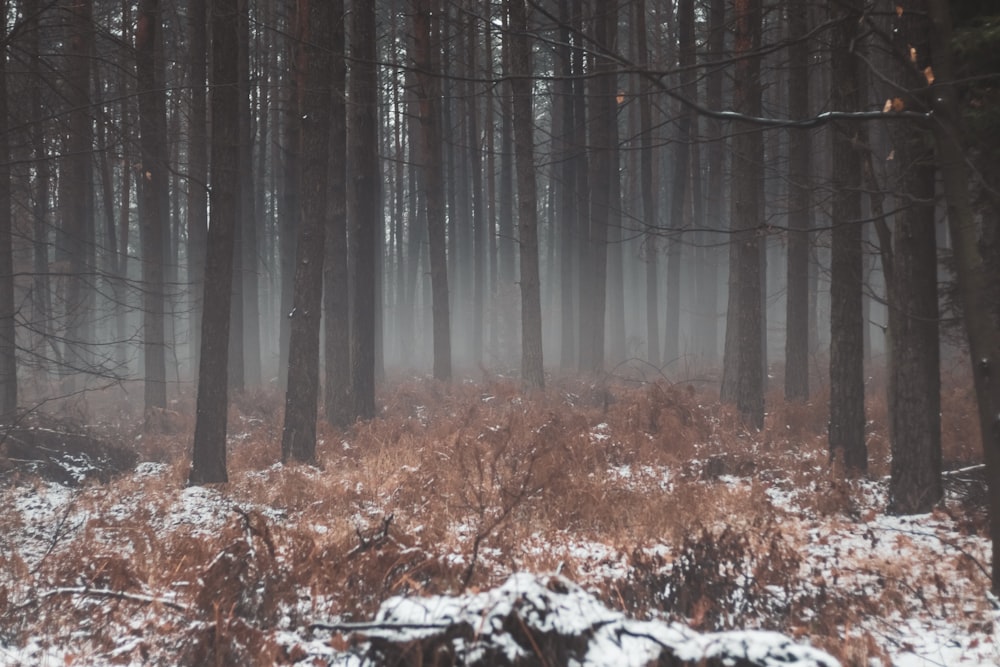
<box><xmin>719</xmin><ymin>0</ymin><xmax>765</xmax><ymax>429</ymax></box>
<box><xmin>190</xmin><ymin>0</ymin><xmax>241</xmax><ymax>485</ymax></box>
<box><xmin>349</xmin><ymin>0</ymin><xmax>379</xmax><ymax>418</ymax></box>
<box><xmin>323</xmin><ymin>0</ymin><xmax>350</xmax><ymax>427</ymax></box>
<box><xmin>136</xmin><ymin>0</ymin><xmax>168</xmax><ymax>411</ymax></box>
<box><xmin>281</xmin><ymin>0</ymin><xmax>335</xmax><ymax>463</ymax></box>
<box><xmin>187</xmin><ymin>0</ymin><xmax>208</xmax><ymax>377</ymax></box>
<box><xmin>507</xmin><ymin>0</ymin><xmax>544</xmax><ymax>389</ymax></box>
<box><xmin>784</xmin><ymin>0</ymin><xmax>810</xmax><ymax>402</ymax></box>
<box><xmin>0</xmin><ymin>0</ymin><xmax>16</xmax><ymax>421</ymax></box>
<box><xmin>413</xmin><ymin>0</ymin><xmax>452</xmax><ymax>382</ymax></box>
<box><xmin>925</xmin><ymin>0</ymin><xmax>1000</xmax><ymax>590</ymax></box>
<box><xmin>828</xmin><ymin>0</ymin><xmax>867</xmax><ymax>473</ymax></box>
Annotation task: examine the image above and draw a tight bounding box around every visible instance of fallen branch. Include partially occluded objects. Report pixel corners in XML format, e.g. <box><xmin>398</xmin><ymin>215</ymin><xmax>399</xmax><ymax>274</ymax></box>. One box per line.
<box><xmin>308</xmin><ymin>620</ymin><xmax>451</xmax><ymax>633</ymax></box>
<box><xmin>42</xmin><ymin>586</ymin><xmax>188</xmax><ymax>613</ymax></box>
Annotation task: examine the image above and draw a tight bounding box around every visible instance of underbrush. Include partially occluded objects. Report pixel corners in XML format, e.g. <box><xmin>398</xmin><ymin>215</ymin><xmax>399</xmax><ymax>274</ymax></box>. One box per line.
<box><xmin>0</xmin><ymin>372</ymin><xmax>990</xmax><ymax>666</ymax></box>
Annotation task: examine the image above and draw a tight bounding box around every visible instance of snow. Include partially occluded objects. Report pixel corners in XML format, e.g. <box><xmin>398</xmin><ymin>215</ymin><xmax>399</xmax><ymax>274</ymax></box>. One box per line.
<box><xmin>1</xmin><ymin>430</ymin><xmax>997</xmax><ymax>665</ymax></box>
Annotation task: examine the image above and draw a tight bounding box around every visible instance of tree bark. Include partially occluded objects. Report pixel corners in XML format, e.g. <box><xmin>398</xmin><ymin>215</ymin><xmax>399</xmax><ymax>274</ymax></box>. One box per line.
<box><xmin>828</xmin><ymin>0</ymin><xmax>867</xmax><ymax>473</ymax></box>
<box><xmin>349</xmin><ymin>0</ymin><xmax>380</xmax><ymax>418</ymax></box>
<box><xmin>719</xmin><ymin>0</ymin><xmax>765</xmax><ymax>429</ymax></box>
<box><xmin>926</xmin><ymin>0</ymin><xmax>1000</xmax><ymax>591</ymax></box>
<box><xmin>323</xmin><ymin>1</ymin><xmax>350</xmax><ymax>427</ymax></box>
<box><xmin>0</xmin><ymin>0</ymin><xmax>17</xmax><ymax>421</ymax></box>
<box><xmin>136</xmin><ymin>0</ymin><xmax>168</xmax><ymax>411</ymax></box>
<box><xmin>187</xmin><ymin>0</ymin><xmax>208</xmax><ymax>378</ymax></box>
<box><xmin>190</xmin><ymin>0</ymin><xmax>241</xmax><ymax>485</ymax></box>
<box><xmin>507</xmin><ymin>0</ymin><xmax>544</xmax><ymax>389</ymax></box>
<box><xmin>413</xmin><ymin>0</ymin><xmax>452</xmax><ymax>382</ymax></box>
<box><xmin>579</xmin><ymin>1</ymin><xmax>615</xmax><ymax>374</ymax></box>
<box><xmin>784</xmin><ymin>0</ymin><xmax>810</xmax><ymax>403</ymax></box>
<box><xmin>282</xmin><ymin>0</ymin><xmax>335</xmax><ymax>463</ymax></box>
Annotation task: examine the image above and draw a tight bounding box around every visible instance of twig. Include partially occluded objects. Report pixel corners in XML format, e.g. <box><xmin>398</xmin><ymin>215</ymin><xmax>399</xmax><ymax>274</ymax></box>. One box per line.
<box><xmin>348</xmin><ymin>513</ymin><xmax>394</xmax><ymax>557</ymax></box>
<box><xmin>41</xmin><ymin>586</ymin><xmax>188</xmax><ymax>613</ymax></box>
<box><xmin>308</xmin><ymin>620</ymin><xmax>451</xmax><ymax>633</ymax></box>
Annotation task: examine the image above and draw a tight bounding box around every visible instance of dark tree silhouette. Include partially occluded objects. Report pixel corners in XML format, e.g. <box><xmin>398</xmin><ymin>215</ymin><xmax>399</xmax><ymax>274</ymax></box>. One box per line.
<box><xmin>190</xmin><ymin>0</ymin><xmax>242</xmax><ymax>485</ymax></box>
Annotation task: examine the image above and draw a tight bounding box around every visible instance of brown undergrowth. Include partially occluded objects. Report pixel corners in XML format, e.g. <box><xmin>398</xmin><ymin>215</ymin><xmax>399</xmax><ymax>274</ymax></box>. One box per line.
<box><xmin>0</xmin><ymin>371</ymin><xmax>987</xmax><ymax>666</ymax></box>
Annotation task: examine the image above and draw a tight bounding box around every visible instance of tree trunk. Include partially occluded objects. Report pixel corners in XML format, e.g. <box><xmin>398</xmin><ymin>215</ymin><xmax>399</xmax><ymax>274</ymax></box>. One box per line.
<box><xmin>190</xmin><ymin>0</ymin><xmax>241</xmax><ymax>485</ymax></box>
<box><xmin>926</xmin><ymin>0</ymin><xmax>1000</xmax><ymax>590</ymax></box>
<box><xmin>883</xmin><ymin>3</ymin><xmax>942</xmax><ymax>514</ymax></box>
<box><xmin>636</xmin><ymin>0</ymin><xmax>658</xmax><ymax>369</ymax></box>
<box><xmin>282</xmin><ymin>0</ymin><xmax>335</xmax><ymax>463</ymax></box>
<box><xmin>580</xmin><ymin>1</ymin><xmax>615</xmax><ymax>374</ymax></box>
<box><xmin>413</xmin><ymin>0</ymin><xmax>451</xmax><ymax>382</ymax></box>
<box><xmin>323</xmin><ymin>1</ymin><xmax>350</xmax><ymax>427</ymax></box>
<box><xmin>784</xmin><ymin>0</ymin><xmax>810</xmax><ymax>403</ymax></box>
<box><xmin>507</xmin><ymin>0</ymin><xmax>544</xmax><ymax>389</ymax></box>
<box><xmin>187</xmin><ymin>0</ymin><xmax>208</xmax><ymax>378</ymax></box>
<box><xmin>0</xmin><ymin>0</ymin><xmax>16</xmax><ymax>421</ymax></box>
<box><xmin>136</xmin><ymin>0</ymin><xmax>168</xmax><ymax>411</ymax></box>
<box><xmin>828</xmin><ymin>0</ymin><xmax>867</xmax><ymax>473</ymax></box>
<box><xmin>719</xmin><ymin>0</ymin><xmax>765</xmax><ymax>429</ymax></box>
<box><xmin>61</xmin><ymin>0</ymin><xmax>94</xmax><ymax>394</ymax></box>
<box><xmin>277</xmin><ymin>0</ymin><xmax>301</xmax><ymax>392</ymax></box>
<box><xmin>349</xmin><ymin>0</ymin><xmax>379</xmax><ymax>419</ymax></box>
<box><xmin>665</xmin><ymin>0</ymin><xmax>694</xmax><ymax>365</ymax></box>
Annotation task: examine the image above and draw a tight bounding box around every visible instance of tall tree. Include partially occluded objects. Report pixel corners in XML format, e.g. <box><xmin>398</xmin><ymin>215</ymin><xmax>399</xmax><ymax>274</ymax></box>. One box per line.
<box><xmin>507</xmin><ymin>0</ymin><xmax>543</xmax><ymax>389</ymax></box>
<box><xmin>349</xmin><ymin>0</ymin><xmax>380</xmax><ymax>418</ymax></box>
<box><xmin>412</xmin><ymin>0</ymin><xmax>451</xmax><ymax>381</ymax></box>
<box><xmin>828</xmin><ymin>0</ymin><xmax>867</xmax><ymax>472</ymax></box>
<box><xmin>186</xmin><ymin>0</ymin><xmax>208</xmax><ymax>374</ymax></box>
<box><xmin>917</xmin><ymin>0</ymin><xmax>1000</xmax><ymax>591</ymax></box>
<box><xmin>282</xmin><ymin>0</ymin><xmax>335</xmax><ymax>463</ymax></box>
<box><xmin>190</xmin><ymin>0</ymin><xmax>242</xmax><ymax>485</ymax></box>
<box><xmin>635</xmin><ymin>0</ymin><xmax>658</xmax><ymax>368</ymax></box>
<box><xmin>0</xmin><ymin>0</ymin><xmax>16</xmax><ymax>422</ymax></box>
<box><xmin>136</xmin><ymin>0</ymin><xmax>168</xmax><ymax>410</ymax></box>
<box><xmin>665</xmin><ymin>0</ymin><xmax>695</xmax><ymax>364</ymax></box>
<box><xmin>579</xmin><ymin>0</ymin><xmax>615</xmax><ymax>373</ymax></box>
<box><xmin>60</xmin><ymin>0</ymin><xmax>94</xmax><ymax>390</ymax></box>
<box><xmin>784</xmin><ymin>0</ymin><xmax>810</xmax><ymax>402</ymax></box>
<box><xmin>719</xmin><ymin>0</ymin><xmax>765</xmax><ymax>429</ymax></box>
<box><xmin>556</xmin><ymin>0</ymin><xmax>577</xmax><ymax>369</ymax></box>
<box><xmin>884</xmin><ymin>1</ymin><xmax>941</xmax><ymax>514</ymax></box>
<box><xmin>323</xmin><ymin>0</ymin><xmax>350</xmax><ymax>427</ymax></box>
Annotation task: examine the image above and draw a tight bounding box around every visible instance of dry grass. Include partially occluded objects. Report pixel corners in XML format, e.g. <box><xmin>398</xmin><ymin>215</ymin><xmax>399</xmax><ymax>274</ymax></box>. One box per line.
<box><xmin>0</xmin><ymin>370</ymin><xmax>988</xmax><ymax>666</ymax></box>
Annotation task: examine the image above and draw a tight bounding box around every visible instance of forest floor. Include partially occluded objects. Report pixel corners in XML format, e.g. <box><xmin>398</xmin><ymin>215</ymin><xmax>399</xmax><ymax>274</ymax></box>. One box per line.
<box><xmin>0</xmin><ymin>367</ymin><xmax>995</xmax><ymax>666</ymax></box>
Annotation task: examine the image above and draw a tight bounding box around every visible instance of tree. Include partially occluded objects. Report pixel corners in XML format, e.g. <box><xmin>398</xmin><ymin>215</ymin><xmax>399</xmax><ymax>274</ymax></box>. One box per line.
<box><xmin>579</xmin><ymin>0</ymin><xmax>615</xmax><ymax>374</ymax></box>
<box><xmin>186</xmin><ymin>0</ymin><xmax>208</xmax><ymax>375</ymax></box>
<box><xmin>282</xmin><ymin>0</ymin><xmax>336</xmax><ymax>463</ymax></box>
<box><xmin>507</xmin><ymin>0</ymin><xmax>543</xmax><ymax>389</ymax></box>
<box><xmin>828</xmin><ymin>0</ymin><xmax>867</xmax><ymax>473</ymax></box>
<box><xmin>665</xmin><ymin>0</ymin><xmax>695</xmax><ymax>365</ymax></box>
<box><xmin>412</xmin><ymin>0</ymin><xmax>451</xmax><ymax>382</ymax></box>
<box><xmin>784</xmin><ymin>0</ymin><xmax>811</xmax><ymax>403</ymax></box>
<box><xmin>635</xmin><ymin>0</ymin><xmax>658</xmax><ymax>369</ymax></box>
<box><xmin>136</xmin><ymin>0</ymin><xmax>168</xmax><ymax>411</ymax></box>
<box><xmin>190</xmin><ymin>0</ymin><xmax>242</xmax><ymax>485</ymax></box>
<box><xmin>60</xmin><ymin>0</ymin><xmax>95</xmax><ymax>393</ymax></box>
<box><xmin>323</xmin><ymin>0</ymin><xmax>350</xmax><ymax>428</ymax></box>
<box><xmin>0</xmin><ymin>0</ymin><xmax>16</xmax><ymax>422</ymax></box>
<box><xmin>926</xmin><ymin>0</ymin><xmax>1000</xmax><ymax>591</ymax></box>
<box><xmin>349</xmin><ymin>0</ymin><xmax>379</xmax><ymax>419</ymax></box>
<box><xmin>719</xmin><ymin>0</ymin><xmax>765</xmax><ymax>429</ymax></box>
<box><xmin>884</xmin><ymin>1</ymin><xmax>942</xmax><ymax>514</ymax></box>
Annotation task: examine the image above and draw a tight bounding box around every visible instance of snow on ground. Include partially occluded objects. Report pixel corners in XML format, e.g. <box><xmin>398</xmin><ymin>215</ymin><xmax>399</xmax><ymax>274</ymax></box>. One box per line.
<box><xmin>0</xmin><ymin>448</ymin><xmax>997</xmax><ymax>666</ymax></box>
